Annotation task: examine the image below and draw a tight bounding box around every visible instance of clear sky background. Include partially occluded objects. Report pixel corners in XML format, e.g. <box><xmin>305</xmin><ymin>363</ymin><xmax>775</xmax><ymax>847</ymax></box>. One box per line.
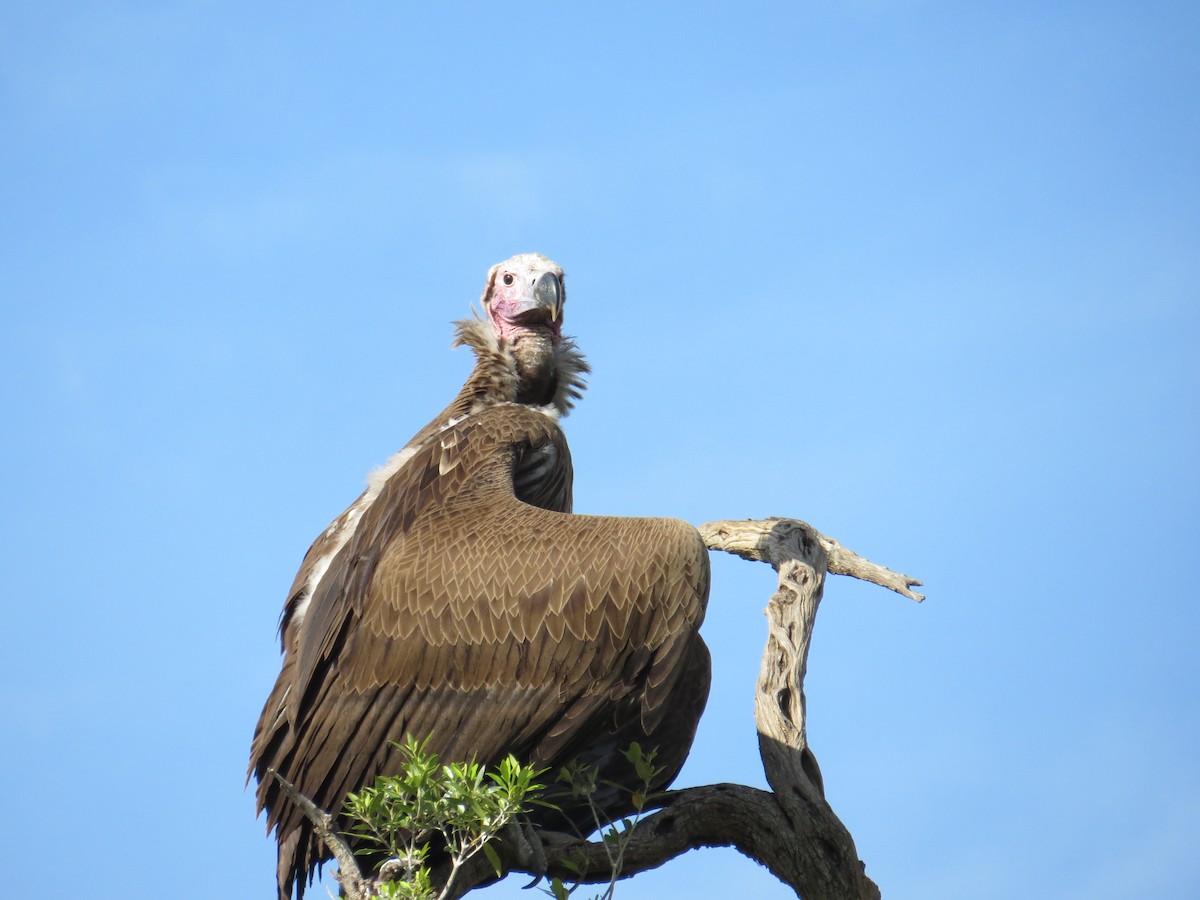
<box><xmin>2</xmin><ymin>3</ymin><xmax>1197</xmax><ymax>898</ymax></box>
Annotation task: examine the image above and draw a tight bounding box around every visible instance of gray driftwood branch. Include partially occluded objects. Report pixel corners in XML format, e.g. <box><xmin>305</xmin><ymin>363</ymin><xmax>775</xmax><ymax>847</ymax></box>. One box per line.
<box><xmin>698</xmin><ymin>516</ymin><xmax>924</xmax><ymax>603</ymax></box>
<box><xmin>282</xmin><ymin>517</ymin><xmax>917</xmax><ymax>899</ymax></box>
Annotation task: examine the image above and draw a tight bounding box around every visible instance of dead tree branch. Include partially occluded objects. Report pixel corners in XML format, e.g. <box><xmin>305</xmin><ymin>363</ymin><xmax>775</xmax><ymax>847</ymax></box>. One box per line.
<box><xmin>698</xmin><ymin>516</ymin><xmax>924</xmax><ymax>602</ymax></box>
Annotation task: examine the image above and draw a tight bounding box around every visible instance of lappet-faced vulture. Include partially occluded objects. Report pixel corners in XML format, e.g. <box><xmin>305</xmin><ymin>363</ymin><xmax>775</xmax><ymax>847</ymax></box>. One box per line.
<box><xmin>249</xmin><ymin>255</ymin><xmax>711</xmax><ymax>900</ymax></box>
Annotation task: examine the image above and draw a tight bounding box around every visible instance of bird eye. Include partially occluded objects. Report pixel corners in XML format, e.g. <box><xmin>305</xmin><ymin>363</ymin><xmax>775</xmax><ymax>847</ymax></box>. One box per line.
<box><xmin>502</xmin><ymin>273</ymin><xmax>515</xmax><ymax>286</ymax></box>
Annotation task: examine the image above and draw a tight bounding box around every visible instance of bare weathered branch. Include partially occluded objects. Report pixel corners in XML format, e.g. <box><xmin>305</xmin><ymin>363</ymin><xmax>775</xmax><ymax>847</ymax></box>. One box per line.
<box><xmin>441</xmin><ymin>784</ymin><xmax>796</xmax><ymax>893</ymax></box>
<box><xmin>698</xmin><ymin>516</ymin><xmax>925</xmax><ymax>602</ymax></box>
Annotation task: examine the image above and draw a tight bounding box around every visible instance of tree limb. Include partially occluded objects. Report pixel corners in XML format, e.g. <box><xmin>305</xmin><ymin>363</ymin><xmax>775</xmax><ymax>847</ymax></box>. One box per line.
<box><xmin>698</xmin><ymin>516</ymin><xmax>924</xmax><ymax>602</ymax></box>
<box><xmin>437</xmin><ymin>784</ymin><xmax>798</xmax><ymax>895</ymax></box>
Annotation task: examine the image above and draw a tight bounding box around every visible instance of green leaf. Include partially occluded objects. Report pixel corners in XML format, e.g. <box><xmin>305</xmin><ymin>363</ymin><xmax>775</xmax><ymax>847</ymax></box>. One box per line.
<box><xmin>482</xmin><ymin>841</ymin><xmax>504</xmax><ymax>877</ymax></box>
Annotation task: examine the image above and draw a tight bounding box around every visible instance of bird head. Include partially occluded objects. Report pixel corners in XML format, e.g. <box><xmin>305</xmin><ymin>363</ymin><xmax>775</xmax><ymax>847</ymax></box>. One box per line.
<box><xmin>480</xmin><ymin>253</ymin><xmax>566</xmax><ymax>344</ymax></box>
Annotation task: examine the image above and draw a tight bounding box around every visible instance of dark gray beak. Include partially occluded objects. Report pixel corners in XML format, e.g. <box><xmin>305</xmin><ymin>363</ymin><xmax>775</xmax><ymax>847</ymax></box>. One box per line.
<box><xmin>534</xmin><ymin>272</ymin><xmax>562</xmax><ymax>323</ymax></box>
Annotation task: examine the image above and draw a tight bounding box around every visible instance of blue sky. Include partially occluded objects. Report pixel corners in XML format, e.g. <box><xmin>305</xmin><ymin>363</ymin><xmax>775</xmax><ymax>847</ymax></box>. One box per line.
<box><xmin>2</xmin><ymin>2</ymin><xmax>1197</xmax><ymax>898</ymax></box>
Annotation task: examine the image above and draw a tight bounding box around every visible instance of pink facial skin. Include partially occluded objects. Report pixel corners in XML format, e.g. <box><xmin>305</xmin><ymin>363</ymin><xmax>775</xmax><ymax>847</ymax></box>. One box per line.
<box><xmin>486</xmin><ymin>264</ymin><xmax>564</xmax><ymax>341</ymax></box>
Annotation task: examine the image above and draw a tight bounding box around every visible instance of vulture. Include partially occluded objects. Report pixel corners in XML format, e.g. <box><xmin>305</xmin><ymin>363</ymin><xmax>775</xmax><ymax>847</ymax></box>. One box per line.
<box><xmin>249</xmin><ymin>254</ymin><xmax>712</xmax><ymax>900</ymax></box>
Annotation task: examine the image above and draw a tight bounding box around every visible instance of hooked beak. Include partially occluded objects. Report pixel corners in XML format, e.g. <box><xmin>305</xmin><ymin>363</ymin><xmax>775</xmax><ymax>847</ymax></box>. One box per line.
<box><xmin>533</xmin><ymin>271</ymin><xmax>562</xmax><ymax>323</ymax></box>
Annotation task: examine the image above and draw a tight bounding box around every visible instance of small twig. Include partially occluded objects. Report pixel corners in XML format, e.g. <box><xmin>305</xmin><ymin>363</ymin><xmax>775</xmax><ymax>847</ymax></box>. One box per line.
<box><xmin>697</xmin><ymin>517</ymin><xmax>925</xmax><ymax>601</ymax></box>
<box><xmin>269</xmin><ymin>769</ymin><xmax>368</xmax><ymax>900</ymax></box>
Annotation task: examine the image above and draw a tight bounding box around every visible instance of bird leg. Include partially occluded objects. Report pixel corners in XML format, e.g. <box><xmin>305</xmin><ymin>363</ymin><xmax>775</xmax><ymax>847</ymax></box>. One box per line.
<box><xmin>506</xmin><ymin>819</ymin><xmax>548</xmax><ymax>887</ymax></box>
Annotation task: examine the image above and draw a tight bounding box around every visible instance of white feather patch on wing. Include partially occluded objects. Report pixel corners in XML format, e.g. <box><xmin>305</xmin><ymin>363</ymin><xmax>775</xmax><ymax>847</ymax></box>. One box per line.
<box><xmin>366</xmin><ymin>445</ymin><xmax>420</xmax><ymax>495</ymax></box>
<box><xmin>288</xmin><ymin>412</ymin><xmax>473</xmax><ymax>629</ymax></box>
<box><xmin>289</xmin><ymin>445</ymin><xmax>417</xmax><ymax>630</ymax></box>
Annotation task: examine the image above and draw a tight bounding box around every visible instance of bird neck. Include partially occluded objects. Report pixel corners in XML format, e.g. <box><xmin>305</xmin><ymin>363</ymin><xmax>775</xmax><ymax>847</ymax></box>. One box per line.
<box><xmin>511</xmin><ymin>331</ymin><xmax>559</xmax><ymax>407</ymax></box>
<box><xmin>450</xmin><ymin>316</ymin><xmax>589</xmax><ymax>419</ymax></box>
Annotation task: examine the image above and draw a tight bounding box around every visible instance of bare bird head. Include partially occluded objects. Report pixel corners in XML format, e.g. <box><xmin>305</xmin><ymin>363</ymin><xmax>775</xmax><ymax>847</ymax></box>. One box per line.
<box><xmin>480</xmin><ymin>253</ymin><xmax>566</xmax><ymax>343</ymax></box>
